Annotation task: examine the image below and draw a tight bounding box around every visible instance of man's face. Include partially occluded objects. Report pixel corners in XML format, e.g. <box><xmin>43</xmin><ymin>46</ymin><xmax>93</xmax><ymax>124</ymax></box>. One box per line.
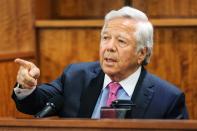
<box><xmin>99</xmin><ymin>18</ymin><xmax>144</xmax><ymax>81</ymax></box>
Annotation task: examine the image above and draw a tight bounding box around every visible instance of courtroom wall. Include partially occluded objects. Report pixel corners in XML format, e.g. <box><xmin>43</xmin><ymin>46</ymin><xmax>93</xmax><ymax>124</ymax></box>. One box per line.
<box><xmin>0</xmin><ymin>0</ymin><xmax>35</xmax><ymax>118</ymax></box>
<box><xmin>0</xmin><ymin>0</ymin><xmax>196</xmax><ymax>119</ymax></box>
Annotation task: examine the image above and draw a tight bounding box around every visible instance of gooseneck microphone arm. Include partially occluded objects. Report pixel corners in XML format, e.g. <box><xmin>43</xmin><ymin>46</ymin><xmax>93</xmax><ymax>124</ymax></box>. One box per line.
<box><xmin>34</xmin><ymin>95</ymin><xmax>64</xmax><ymax>118</ymax></box>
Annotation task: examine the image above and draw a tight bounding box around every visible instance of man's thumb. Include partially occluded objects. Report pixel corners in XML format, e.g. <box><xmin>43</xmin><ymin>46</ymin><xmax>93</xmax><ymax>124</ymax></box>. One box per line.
<box><xmin>29</xmin><ymin>67</ymin><xmax>40</xmax><ymax>79</ymax></box>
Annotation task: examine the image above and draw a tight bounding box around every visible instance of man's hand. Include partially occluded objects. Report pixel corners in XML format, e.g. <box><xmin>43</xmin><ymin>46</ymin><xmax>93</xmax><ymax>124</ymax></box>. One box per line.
<box><xmin>15</xmin><ymin>58</ymin><xmax>40</xmax><ymax>89</ymax></box>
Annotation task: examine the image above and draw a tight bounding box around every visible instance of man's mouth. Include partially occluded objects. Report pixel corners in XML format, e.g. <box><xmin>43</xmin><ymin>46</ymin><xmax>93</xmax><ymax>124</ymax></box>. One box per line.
<box><xmin>104</xmin><ymin>57</ymin><xmax>117</xmax><ymax>65</ymax></box>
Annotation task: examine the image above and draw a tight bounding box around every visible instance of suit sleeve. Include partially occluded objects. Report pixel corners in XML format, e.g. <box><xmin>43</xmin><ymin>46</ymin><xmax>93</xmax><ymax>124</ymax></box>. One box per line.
<box><xmin>11</xmin><ymin>67</ymin><xmax>69</xmax><ymax>115</ymax></box>
<box><xmin>164</xmin><ymin>93</ymin><xmax>189</xmax><ymax>119</ymax></box>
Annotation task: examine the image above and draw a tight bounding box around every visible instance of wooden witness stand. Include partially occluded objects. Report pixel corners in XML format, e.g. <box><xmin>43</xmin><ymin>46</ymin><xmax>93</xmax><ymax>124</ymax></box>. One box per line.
<box><xmin>0</xmin><ymin>118</ymin><xmax>197</xmax><ymax>131</ymax></box>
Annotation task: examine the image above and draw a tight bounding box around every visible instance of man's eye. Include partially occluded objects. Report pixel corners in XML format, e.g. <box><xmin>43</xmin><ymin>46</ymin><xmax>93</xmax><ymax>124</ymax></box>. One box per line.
<box><xmin>118</xmin><ymin>39</ymin><xmax>128</xmax><ymax>47</ymax></box>
<box><xmin>118</xmin><ymin>39</ymin><xmax>127</xmax><ymax>44</ymax></box>
<box><xmin>119</xmin><ymin>39</ymin><xmax>125</xmax><ymax>43</ymax></box>
<box><xmin>103</xmin><ymin>36</ymin><xmax>108</xmax><ymax>40</ymax></box>
<box><xmin>102</xmin><ymin>36</ymin><xmax>109</xmax><ymax>40</ymax></box>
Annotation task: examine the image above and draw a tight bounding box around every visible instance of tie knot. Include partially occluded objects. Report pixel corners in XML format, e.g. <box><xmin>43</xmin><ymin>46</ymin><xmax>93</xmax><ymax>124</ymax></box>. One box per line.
<box><xmin>108</xmin><ymin>82</ymin><xmax>121</xmax><ymax>94</ymax></box>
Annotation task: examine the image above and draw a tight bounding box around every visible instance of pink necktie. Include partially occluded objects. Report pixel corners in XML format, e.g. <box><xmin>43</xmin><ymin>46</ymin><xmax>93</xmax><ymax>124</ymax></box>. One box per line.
<box><xmin>106</xmin><ymin>82</ymin><xmax>121</xmax><ymax>107</ymax></box>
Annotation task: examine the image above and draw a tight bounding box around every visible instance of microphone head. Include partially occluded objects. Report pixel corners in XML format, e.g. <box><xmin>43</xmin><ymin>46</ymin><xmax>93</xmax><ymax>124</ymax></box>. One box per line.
<box><xmin>111</xmin><ymin>99</ymin><xmax>136</xmax><ymax>108</ymax></box>
<box><xmin>47</xmin><ymin>95</ymin><xmax>64</xmax><ymax>112</ymax></box>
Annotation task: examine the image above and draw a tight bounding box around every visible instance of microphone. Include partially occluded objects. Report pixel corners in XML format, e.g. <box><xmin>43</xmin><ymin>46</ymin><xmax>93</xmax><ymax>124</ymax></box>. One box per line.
<box><xmin>35</xmin><ymin>95</ymin><xmax>64</xmax><ymax>118</ymax></box>
<box><xmin>111</xmin><ymin>100</ymin><xmax>136</xmax><ymax>108</ymax></box>
<box><xmin>100</xmin><ymin>99</ymin><xmax>136</xmax><ymax>119</ymax></box>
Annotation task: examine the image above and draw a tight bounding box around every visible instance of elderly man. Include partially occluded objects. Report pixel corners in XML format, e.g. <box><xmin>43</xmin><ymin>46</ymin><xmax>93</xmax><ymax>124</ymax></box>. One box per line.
<box><xmin>12</xmin><ymin>6</ymin><xmax>188</xmax><ymax>119</ymax></box>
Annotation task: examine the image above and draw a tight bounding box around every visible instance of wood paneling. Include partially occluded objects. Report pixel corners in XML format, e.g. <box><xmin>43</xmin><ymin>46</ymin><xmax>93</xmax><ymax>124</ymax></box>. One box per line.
<box><xmin>34</xmin><ymin>0</ymin><xmax>197</xmax><ymax>20</ymax></box>
<box><xmin>0</xmin><ymin>0</ymin><xmax>35</xmax><ymax>54</ymax></box>
<box><xmin>35</xmin><ymin>0</ymin><xmax>52</xmax><ymax>19</ymax></box>
<box><xmin>0</xmin><ymin>59</ymin><xmax>33</xmax><ymax>118</ymax></box>
<box><xmin>0</xmin><ymin>0</ymin><xmax>35</xmax><ymax>118</ymax></box>
<box><xmin>0</xmin><ymin>61</ymin><xmax>18</xmax><ymax>117</ymax></box>
<box><xmin>133</xmin><ymin>0</ymin><xmax>197</xmax><ymax>18</ymax></box>
<box><xmin>34</xmin><ymin>0</ymin><xmax>126</xmax><ymax>19</ymax></box>
<box><xmin>50</xmin><ymin>0</ymin><xmax>125</xmax><ymax>19</ymax></box>
<box><xmin>38</xmin><ymin>28</ymin><xmax>101</xmax><ymax>82</ymax></box>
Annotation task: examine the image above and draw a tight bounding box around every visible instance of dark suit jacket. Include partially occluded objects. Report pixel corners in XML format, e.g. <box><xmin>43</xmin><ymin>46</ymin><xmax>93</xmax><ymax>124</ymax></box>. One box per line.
<box><xmin>12</xmin><ymin>61</ymin><xmax>189</xmax><ymax>119</ymax></box>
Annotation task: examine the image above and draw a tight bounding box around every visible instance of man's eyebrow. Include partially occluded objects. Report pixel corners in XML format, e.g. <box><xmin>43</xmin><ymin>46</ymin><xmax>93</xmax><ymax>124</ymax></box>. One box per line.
<box><xmin>118</xmin><ymin>32</ymin><xmax>129</xmax><ymax>38</ymax></box>
<box><xmin>101</xmin><ymin>30</ymin><xmax>109</xmax><ymax>34</ymax></box>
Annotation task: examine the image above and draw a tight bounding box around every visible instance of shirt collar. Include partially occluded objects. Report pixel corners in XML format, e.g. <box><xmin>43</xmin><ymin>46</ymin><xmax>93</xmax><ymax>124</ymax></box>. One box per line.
<box><xmin>103</xmin><ymin>66</ymin><xmax>142</xmax><ymax>97</ymax></box>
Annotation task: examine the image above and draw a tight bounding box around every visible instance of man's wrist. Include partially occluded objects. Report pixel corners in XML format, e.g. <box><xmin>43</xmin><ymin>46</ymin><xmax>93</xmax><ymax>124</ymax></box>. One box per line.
<box><xmin>14</xmin><ymin>83</ymin><xmax>37</xmax><ymax>100</ymax></box>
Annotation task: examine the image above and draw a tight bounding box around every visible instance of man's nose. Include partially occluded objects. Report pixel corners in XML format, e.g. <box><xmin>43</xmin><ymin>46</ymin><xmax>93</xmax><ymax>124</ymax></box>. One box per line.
<box><xmin>106</xmin><ymin>38</ymin><xmax>116</xmax><ymax>52</ymax></box>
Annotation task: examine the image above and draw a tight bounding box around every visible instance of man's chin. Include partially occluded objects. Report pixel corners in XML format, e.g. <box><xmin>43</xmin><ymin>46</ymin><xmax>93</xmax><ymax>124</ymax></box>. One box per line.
<box><xmin>102</xmin><ymin>68</ymin><xmax>117</xmax><ymax>76</ymax></box>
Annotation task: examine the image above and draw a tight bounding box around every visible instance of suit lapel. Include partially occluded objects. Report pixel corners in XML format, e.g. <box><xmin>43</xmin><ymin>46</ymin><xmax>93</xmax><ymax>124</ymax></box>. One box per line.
<box><xmin>78</xmin><ymin>68</ymin><xmax>104</xmax><ymax>118</ymax></box>
<box><xmin>127</xmin><ymin>67</ymin><xmax>155</xmax><ymax>118</ymax></box>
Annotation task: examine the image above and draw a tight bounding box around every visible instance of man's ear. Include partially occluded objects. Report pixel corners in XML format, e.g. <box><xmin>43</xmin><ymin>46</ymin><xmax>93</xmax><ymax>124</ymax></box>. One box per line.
<box><xmin>137</xmin><ymin>47</ymin><xmax>147</xmax><ymax>65</ymax></box>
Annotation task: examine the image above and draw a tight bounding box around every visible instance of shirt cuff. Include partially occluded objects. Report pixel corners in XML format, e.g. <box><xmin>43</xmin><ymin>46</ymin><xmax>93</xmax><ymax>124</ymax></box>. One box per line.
<box><xmin>14</xmin><ymin>83</ymin><xmax>36</xmax><ymax>100</ymax></box>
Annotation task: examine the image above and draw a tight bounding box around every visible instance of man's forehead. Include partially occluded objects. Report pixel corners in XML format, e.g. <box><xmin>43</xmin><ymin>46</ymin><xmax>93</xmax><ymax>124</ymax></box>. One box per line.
<box><xmin>107</xmin><ymin>17</ymin><xmax>136</xmax><ymax>25</ymax></box>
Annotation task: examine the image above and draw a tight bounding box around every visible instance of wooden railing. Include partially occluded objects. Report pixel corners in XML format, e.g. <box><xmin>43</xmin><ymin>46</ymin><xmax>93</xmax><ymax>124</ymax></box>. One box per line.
<box><xmin>35</xmin><ymin>19</ymin><xmax>197</xmax><ymax>28</ymax></box>
<box><xmin>0</xmin><ymin>118</ymin><xmax>197</xmax><ymax>131</ymax></box>
<box><xmin>0</xmin><ymin>52</ymin><xmax>35</xmax><ymax>62</ymax></box>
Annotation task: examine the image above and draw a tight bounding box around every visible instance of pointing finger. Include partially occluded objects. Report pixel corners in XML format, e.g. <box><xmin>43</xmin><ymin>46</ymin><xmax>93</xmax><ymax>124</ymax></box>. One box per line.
<box><xmin>14</xmin><ymin>58</ymin><xmax>33</xmax><ymax>69</ymax></box>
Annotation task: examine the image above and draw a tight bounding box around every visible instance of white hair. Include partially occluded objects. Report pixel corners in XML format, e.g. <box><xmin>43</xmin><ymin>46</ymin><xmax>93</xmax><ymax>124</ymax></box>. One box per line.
<box><xmin>103</xmin><ymin>6</ymin><xmax>154</xmax><ymax>65</ymax></box>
